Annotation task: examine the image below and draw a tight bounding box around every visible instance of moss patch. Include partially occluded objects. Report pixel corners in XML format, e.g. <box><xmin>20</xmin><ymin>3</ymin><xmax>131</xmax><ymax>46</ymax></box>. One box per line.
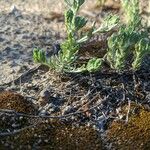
<box><xmin>107</xmin><ymin>102</ymin><xmax>150</xmax><ymax>150</ymax></box>
<box><xmin>0</xmin><ymin>91</ymin><xmax>103</xmax><ymax>149</ymax></box>
<box><xmin>0</xmin><ymin>121</ymin><xmax>103</xmax><ymax>150</ymax></box>
<box><xmin>0</xmin><ymin>91</ymin><xmax>37</xmax><ymax>133</ymax></box>
<box><xmin>0</xmin><ymin>91</ymin><xmax>36</xmax><ymax>114</ymax></box>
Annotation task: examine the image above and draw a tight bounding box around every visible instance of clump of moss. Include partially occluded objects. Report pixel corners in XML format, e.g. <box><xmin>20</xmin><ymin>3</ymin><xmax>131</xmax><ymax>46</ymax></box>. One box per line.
<box><xmin>0</xmin><ymin>91</ymin><xmax>37</xmax><ymax>114</ymax></box>
<box><xmin>0</xmin><ymin>91</ymin><xmax>103</xmax><ymax>149</ymax></box>
<box><xmin>107</xmin><ymin>102</ymin><xmax>150</xmax><ymax>150</ymax></box>
<box><xmin>0</xmin><ymin>91</ymin><xmax>37</xmax><ymax>133</ymax></box>
<box><xmin>0</xmin><ymin>121</ymin><xmax>103</xmax><ymax>150</ymax></box>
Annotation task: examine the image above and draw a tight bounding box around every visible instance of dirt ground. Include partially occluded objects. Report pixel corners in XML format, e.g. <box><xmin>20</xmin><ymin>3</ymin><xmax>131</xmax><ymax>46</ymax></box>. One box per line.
<box><xmin>0</xmin><ymin>0</ymin><xmax>150</xmax><ymax>149</ymax></box>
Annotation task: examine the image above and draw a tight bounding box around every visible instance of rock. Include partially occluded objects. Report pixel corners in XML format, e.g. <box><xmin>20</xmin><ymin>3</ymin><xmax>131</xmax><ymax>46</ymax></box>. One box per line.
<box><xmin>0</xmin><ymin>37</ymin><xmax>5</xmax><ymax>42</ymax></box>
<box><xmin>38</xmin><ymin>88</ymin><xmax>53</xmax><ymax>106</ymax></box>
<box><xmin>13</xmin><ymin>43</ymin><xmax>23</xmax><ymax>49</ymax></box>
<box><xmin>45</xmin><ymin>43</ymin><xmax>61</xmax><ymax>58</ymax></box>
<box><xmin>62</xmin><ymin>105</ymin><xmax>75</xmax><ymax>115</ymax></box>
<box><xmin>4</xmin><ymin>47</ymin><xmax>12</xmax><ymax>54</ymax></box>
<box><xmin>9</xmin><ymin>5</ymin><xmax>22</xmax><ymax>18</ymax></box>
<box><xmin>39</xmin><ymin>89</ymin><xmax>51</xmax><ymax>99</ymax></box>
<box><xmin>48</xmin><ymin>106</ymin><xmax>60</xmax><ymax>113</ymax></box>
<box><xmin>21</xmin><ymin>34</ymin><xmax>31</xmax><ymax>39</ymax></box>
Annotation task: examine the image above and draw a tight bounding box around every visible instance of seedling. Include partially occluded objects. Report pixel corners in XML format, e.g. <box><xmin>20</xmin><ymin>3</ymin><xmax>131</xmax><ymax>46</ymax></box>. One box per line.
<box><xmin>106</xmin><ymin>0</ymin><xmax>150</xmax><ymax>71</ymax></box>
<box><xmin>33</xmin><ymin>0</ymin><xmax>149</xmax><ymax>73</ymax></box>
<box><xmin>33</xmin><ymin>0</ymin><xmax>119</xmax><ymax>73</ymax></box>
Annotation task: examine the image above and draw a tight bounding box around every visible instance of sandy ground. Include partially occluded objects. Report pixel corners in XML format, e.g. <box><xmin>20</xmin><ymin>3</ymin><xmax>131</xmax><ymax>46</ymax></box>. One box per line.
<box><xmin>0</xmin><ymin>1</ymin><xmax>149</xmax><ymax>149</ymax></box>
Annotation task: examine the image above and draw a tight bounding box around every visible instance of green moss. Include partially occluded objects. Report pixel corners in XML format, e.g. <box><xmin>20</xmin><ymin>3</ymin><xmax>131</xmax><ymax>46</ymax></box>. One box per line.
<box><xmin>0</xmin><ymin>91</ymin><xmax>37</xmax><ymax>114</ymax></box>
<box><xmin>0</xmin><ymin>91</ymin><xmax>102</xmax><ymax>149</ymax></box>
<box><xmin>0</xmin><ymin>121</ymin><xmax>103</xmax><ymax>150</ymax></box>
<box><xmin>0</xmin><ymin>91</ymin><xmax>38</xmax><ymax>135</ymax></box>
<box><xmin>107</xmin><ymin>102</ymin><xmax>150</xmax><ymax>150</ymax></box>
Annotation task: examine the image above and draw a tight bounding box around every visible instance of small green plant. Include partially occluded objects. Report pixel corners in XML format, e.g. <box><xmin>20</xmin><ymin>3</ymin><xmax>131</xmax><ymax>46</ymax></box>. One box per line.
<box><xmin>106</xmin><ymin>26</ymin><xmax>140</xmax><ymax>70</ymax></box>
<box><xmin>33</xmin><ymin>0</ymin><xmax>119</xmax><ymax>73</ymax></box>
<box><xmin>106</xmin><ymin>0</ymin><xmax>150</xmax><ymax>71</ymax></box>
<box><xmin>33</xmin><ymin>0</ymin><xmax>149</xmax><ymax>73</ymax></box>
<box><xmin>121</xmin><ymin>0</ymin><xmax>141</xmax><ymax>29</ymax></box>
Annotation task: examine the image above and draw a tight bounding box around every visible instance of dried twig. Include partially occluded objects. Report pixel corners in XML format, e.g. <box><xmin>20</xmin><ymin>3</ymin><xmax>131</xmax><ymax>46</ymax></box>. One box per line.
<box><xmin>125</xmin><ymin>99</ymin><xmax>131</xmax><ymax>123</ymax></box>
<box><xmin>0</xmin><ymin>124</ymin><xmax>37</xmax><ymax>136</ymax></box>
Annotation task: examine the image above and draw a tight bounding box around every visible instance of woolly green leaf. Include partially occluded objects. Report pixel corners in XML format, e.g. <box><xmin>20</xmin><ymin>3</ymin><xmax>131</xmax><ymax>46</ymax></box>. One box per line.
<box><xmin>86</xmin><ymin>58</ymin><xmax>102</xmax><ymax>72</ymax></box>
<box><xmin>77</xmin><ymin>0</ymin><xmax>85</xmax><ymax>7</ymax></box>
<box><xmin>33</xmin><ymin>48</ymin><xmax>39</xmax><ymax>62</ymax></box>
<box><xmin>65</xmin><ymin>9</ymin><xmax>74</xmax><ymax>30</ymax></box>
<box><xmin>121</xmin><ymin>0</ymin><xmax>141</xmax><ymax>29</ymax></box>
<box><xmin>39</xmin><ymin>50</ymin><xmax>46</xmax><ymax>63</ymax></box>
<box><xmin>93</xmin><ymin>15</ymin><xmax>120</xmax><ymax>33</ymax></box>
<box><xmin>64</xmin><ymin>0</ymin><xmax>74</xmax><ymax>6</ymax></box>
<box><xmin>73</xmin><ymin>0</ymin><xmax>85</xmax><ymax>11</ymax></box>
<box><xmin>74</xmin><ymin>16</ymin><xmax>87</xmax><ymax>31</ymax></box>
<box><xmin>132</xmin><ymin>38</ymin><xmax>150</xmax><ymax>70</ymax></box>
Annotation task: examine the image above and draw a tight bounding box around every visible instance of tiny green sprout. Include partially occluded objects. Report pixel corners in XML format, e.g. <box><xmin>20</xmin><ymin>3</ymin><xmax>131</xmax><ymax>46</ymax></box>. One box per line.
<box><xmin>86</xmin><ymin>58</ymin><xmax>102</xmax><ymax>72</ymax></box>
<box><xmin>106</xmin><ymin>0</ymin><xmax>150</xmax><ymax>71</ymax></box>
<box><xmin>33</xmin><ymin>48</ymin><xmax>46</xmax><ymax>64</ymax></box>
<box><xmin>71</xmin><ymin>57</ymin><xmax>103</xmax><ymax>73</ymax></box>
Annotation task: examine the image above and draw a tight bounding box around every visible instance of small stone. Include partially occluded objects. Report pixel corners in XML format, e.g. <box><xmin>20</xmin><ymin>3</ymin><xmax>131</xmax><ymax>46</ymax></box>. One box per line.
<box><xmin>15</xmin><ymin>29</ymin><xmax>21</xmax><ymax>34</ymax></box>
<box><xmin>14</xmin><ymin>66</ymin><xmax>22</xmax><ymax>73</ymax></box>
<box><xmin>40</xmin><ymin>89</ymin><xmax>51</xmax><ymax>99</ymax></box>
<box><xmin>62</xmin><ymin>105</ymin><xmax>75</xmax><ymax>115</ymax></box>
<box><xmin>9</xmin><ymin>5</ymin><xmax>22</xmax><ymax>18</ymax></box>
<box><xmin>4</xmin><ymin>47</ymin><xmax>12</xmax><ymax>53</ymax></box>
<box><xmin>49</xmin><ymin>106</ymin><xmax>60</xmax><ymax>113</ymax></box>
<box><xmin>0</xmin><ymin>37</ymin><xmax>5</xmax><ymax>42</ymax></box>
<box><xmin>13</xmin><ymin>43</ymin><xmax>23</xmax><ymax>49</ymax></box>
<box><xmin>39</xmin><ymin>110</ymin><xmax>47</xmax><ymax>115</ymax></box>
<box><xmin>22</xmin><ymin>34</ymin><xmax>30</xmax><ymax>39</ymax></box>
<box><xmin>12</xmin><ymin>123</ymin><xmax>20</xmax><ymax>128</ymax></box>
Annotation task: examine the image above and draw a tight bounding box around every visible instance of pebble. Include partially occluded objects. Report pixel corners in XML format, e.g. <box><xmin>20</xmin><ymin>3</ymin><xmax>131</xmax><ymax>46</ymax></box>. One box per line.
<box><xmin>39</xmin><ymin>88</ymin><xmax>51</xmax><ymax>99</ymax></box>
<box><xmin>9</xmin><ymin>5</ymin><xmax>22</xmax><ymax>18</ymax></box>
<box><xmin>62</xmin><ymin>105</ymin><xmax>75</xmax><ymax>115</ymax></box>
<box><xmin>0</xmin><ymin>37</ymin><xmax>5</xmax><ymax>42</ymax></box>
<box><xmin>4</xmin><ymin>46</ymin><xmax>12</xmax><ymax>53</ymax></box>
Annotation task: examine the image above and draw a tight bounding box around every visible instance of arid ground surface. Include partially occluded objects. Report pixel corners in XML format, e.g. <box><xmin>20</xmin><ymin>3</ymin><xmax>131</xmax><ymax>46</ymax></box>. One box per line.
<box><xmin>0</xmin><ymin>0</ymin><xmax>150</xmax><ymax>149</ymax></box>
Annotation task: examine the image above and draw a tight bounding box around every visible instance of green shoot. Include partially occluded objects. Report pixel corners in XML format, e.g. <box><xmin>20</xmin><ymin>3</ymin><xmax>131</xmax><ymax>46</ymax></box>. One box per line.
<box><xmin>33</xmin><ymin>0</ymin><xmax>119</xmax><ymax>73</ymax></box>
<box><xmin>106</xmin><ymin>0</ymin><xmax>150</xmax><ymax>71</ymax></box>
<box><xmin>121</xmin><ymin>0</ymin><xmax>141</xmax><ymax>30</ymax></box>
<box><xmin>71</xmin><ymin>57</ymin><xmax>103</xmax><ymax>73</ymax></box>
<box><xmin>132</xmin><ymin>38</ymin><xmax>150</xmax><ymax>70</ymax></box>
